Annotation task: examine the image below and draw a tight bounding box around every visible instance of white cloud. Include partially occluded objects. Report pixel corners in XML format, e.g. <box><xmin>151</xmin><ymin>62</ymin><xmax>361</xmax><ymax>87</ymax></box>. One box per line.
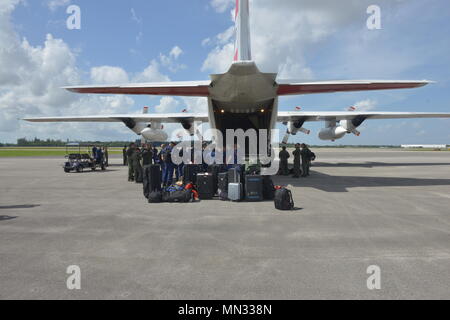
<box><xmin>0</xmin><ymin>1</ymin><xmax>176</xmax><ymax>142</ymax></box>
<box><xmin>130</xmin><ymin>8</ymin><xmax>142</xmax><ymax>25</ymax></box>
<box><xmin>201</xmin><ymin>38</ymin><xmax>211</xmax><ymax>47</ymax></box>
<box><xmin>170</xmin><ymin>46</ymin><xmax>183</xmax><ymax>59</ymax></box>
<box><xmin>202</xmin><ymin>42</ymin><xmax>234</xmax><ymax>73</ymax></box>
<box><xmin>47</xmin><ymin>0</ymin><xmax>71</xmax><ymax>12</ymax></box>
<box><xmin>90</xmin><ymin>66</ymin><xmax>129</xmax><ymax>84</ymax></box>
<box><xmin>182</xmin><ymin>97</ymin><xmax>208</xmax><ymax>113</ymax></box>
<box><xmin>159</xmin><ymin>46</ymin><xmax>186</xmax><ymax>73</ymax></box>
<box><xmin>133</xmin><ymin>60</ymin><xmax>170</xmax><ymax>82</ymax></box>
<box><xmin>155</xmin><ymin>96</ymin><xmax>180</xmax><ymax>113</ymax></box>
<box><xmin>354</xmin><ymin>99</ymin><xmax>377</xmax><ymax>112</ymax></box>
<box><xmin>210</xmin><ymin>0</ymin><xmax>234</xmax><ymax>13</ymax></box>
<box><xmin>202</xmin><ymin>0</ymin><xmax>407</xmax><ymax>79</ymax></box>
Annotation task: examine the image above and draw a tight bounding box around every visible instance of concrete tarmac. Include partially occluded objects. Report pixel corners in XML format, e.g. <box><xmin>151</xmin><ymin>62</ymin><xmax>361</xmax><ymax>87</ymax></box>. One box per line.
<box><xmin>0</xmin><ymin>149</ymin><xmax>449</xmax><ymax>300</ymax></box>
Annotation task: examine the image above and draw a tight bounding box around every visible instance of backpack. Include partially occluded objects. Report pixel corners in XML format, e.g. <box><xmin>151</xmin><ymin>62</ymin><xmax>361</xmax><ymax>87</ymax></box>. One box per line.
<box><xmin>274</xmin><ymin>188</ymin><xmax>295</xmax><ymax>211</ymax></box>
<box><xmin>309</xmin><ymin>151</ymin><xmax>316</xmax><ymax>162</ymax></box>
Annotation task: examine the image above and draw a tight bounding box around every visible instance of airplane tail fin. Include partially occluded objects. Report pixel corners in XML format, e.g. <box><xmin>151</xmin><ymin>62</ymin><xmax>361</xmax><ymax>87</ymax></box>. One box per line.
<box><xmin>234</xmin><ymin>0</ymin><xmax>252</xmax><ymax>62</ymax></box>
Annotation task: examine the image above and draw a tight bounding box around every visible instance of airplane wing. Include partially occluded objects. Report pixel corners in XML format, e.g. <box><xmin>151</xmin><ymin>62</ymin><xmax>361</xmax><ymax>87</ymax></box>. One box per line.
<box><xmin>276</xmin><ymin>80</ymin><xmax>431</xmax><ymax>96</ymax></box>
<box><xmin>277</xmin><ymin>111</ymin><xmax>450</xmax><ymax>122</ymax></box>
<box><xmin>64</xmin><ymin>81</ymin><xmax>211</xmax><ymax>96</ymax></box>
<box><xmin>25</xmin><ymin>111</ymin><xmax>450</xmax><ymax>124</ymax></box>
<box><xmin>24</xmin><ymin>113</ymin><xmax>209</xmax><ymax>123</ymax></box>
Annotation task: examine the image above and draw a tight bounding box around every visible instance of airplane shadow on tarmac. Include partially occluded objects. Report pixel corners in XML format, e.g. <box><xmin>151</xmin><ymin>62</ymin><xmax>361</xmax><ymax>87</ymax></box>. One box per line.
<box><xmin>313</xmin><ymin>162</ymin><xmax>450</xmax><ymax>168</ymax></box>
<box><xmin>0</xmin><ymin>216</ymin><xmax>18</xmax><ymax>221</ymax></box>
<box><xmin>275</xmin><ymin>168</ymin><xmax>450</xmax><ymax>193</ymax></box>
<box><xmin>0</xmin><ymin>205</ymin><xmax>40</xmax><ymax>209</ymax></box>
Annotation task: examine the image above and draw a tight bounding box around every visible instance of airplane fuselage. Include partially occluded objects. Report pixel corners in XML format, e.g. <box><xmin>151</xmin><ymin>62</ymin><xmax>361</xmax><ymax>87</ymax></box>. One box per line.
<box><xmin>208</xmin><ymin>61</ymin><xmax>280</xmax><ymax>139</ymax></box>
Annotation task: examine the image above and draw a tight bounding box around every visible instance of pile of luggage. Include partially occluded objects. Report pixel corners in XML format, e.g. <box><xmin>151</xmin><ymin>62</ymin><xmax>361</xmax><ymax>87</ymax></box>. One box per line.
<box><xmin>143</xmin><ymin>164</ymin><xmax>295</xmax><ymax>210</ymax></box>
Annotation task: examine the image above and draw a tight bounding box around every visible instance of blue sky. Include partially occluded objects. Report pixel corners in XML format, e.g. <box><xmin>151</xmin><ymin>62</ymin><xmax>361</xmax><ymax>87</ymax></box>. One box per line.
<box><xmin>1</xmin><ymin>0</ymin><xmax>449</xmax><ymax>144</ymax></box>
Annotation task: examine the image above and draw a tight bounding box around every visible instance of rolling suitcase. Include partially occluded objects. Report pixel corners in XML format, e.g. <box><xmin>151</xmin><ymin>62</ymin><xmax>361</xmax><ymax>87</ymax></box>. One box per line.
<box><xmin>135</xmin><ymin>166</ymin><xmax>144</xmax><ymax>184</ymax></box>
<box><xmin>196</xmin><ymin>173</ymin><xmax>215</xmax><ymax>200</ymax></box>
<box><xmin>245</xmin><ymin>175</ymin><xmax>264</xmax><ymax>202</ymax></box>
<box><xmin>183</xmin><ymin>164</ymin><xmax>203</xmax><ymax>184</ymax></box>
<box><xmin>217</xmin><ymin>172</ymin><xmax>228</xmax><ymax>193</ymax></box>
<box><xmin>143</xmin><ymin>164</ymin><xmax>162</xmax><ymax>199</ymax></box>
<box><xmin>208</xmin><ymin>164</ymin><xmax>227</xmax><ymax>193</ymax></box>
<box><xmin>228</xmin><ymin>183</ymin><xmax>243</xmax><ymax>202</ymax></box>
<box><xmin>263</xmin><ymin>176</ymin><xmax>276</xmax><ymax>200</ymax></box>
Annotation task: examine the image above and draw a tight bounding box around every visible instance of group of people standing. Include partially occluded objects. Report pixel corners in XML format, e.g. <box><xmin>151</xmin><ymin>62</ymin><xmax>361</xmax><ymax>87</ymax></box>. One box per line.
<box><xmin>91</xmin><ymin>146</ymin><xmax>109</xmax><ymax>166</ymax></box>
<box><xmin>123</xmin><ymin>143</ymin><xmax>156</xmax><ymax>182</ymax></box>
<box><xmin>123</xmin><ymin>142</ymin><xmax>183</xmax><ymax>186</ymax></box>
<box><xmin>279</xmin><ymin>144</ymin><xmax>314</xmax><ymax>178</ymax></box>
<box><xmin>123</xmin><ymin>141</ymin><xmax>314</xmax><ymax>183</ymax></box>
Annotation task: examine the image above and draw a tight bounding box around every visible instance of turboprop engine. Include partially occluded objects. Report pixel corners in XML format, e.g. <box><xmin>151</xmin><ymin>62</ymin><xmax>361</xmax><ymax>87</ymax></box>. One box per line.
<box><xmin>181</xmin><ymin>120</ymin><xmax>196</xmax><ymax>136</ymax></box>
<box><xmin>339</xmin><ymin>115</ymin><xmax>367</xmax><ymax>137</ymax></box>
<box><xmin>318</xmin><ymin>126</ymin><xmax>348</xmax><ymax>141</ymax></box>
<box><xmin>282</xmin><ymin>120</ymin><xmax>310</xmax><ymax>144</ymax></box>
<box><xmin>140</xmin><ymin>127</ymin><xmax>169</xmax><ymax>141</ymax></box>
<box><xmin>122</xmin><ymin>118</ymin><xmax>168</xmax><ymax>142</ymax></box>
<box><xmin>319</xmin><ymin>116</ymin><xmax>366</xmax><ymax>141</ymax></box>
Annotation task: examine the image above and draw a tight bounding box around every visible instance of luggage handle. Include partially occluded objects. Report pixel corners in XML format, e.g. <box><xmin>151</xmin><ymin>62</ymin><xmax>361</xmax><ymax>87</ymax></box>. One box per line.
<box><xmin>287</xmin><ymin>189</ymin><xmax>294</xmax><ymax>210</ymax></box>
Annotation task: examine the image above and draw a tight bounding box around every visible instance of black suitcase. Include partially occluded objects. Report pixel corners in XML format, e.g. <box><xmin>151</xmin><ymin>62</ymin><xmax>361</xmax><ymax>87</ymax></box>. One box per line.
<box><xmin>135</xmin><ymin>166</ymin><xmax>144</xmax><ymax>184</ymax></box>
<box><xmin>217</xmin><ymin>172</ymin><xmax>228</xmax><ymax>193</ymax></box>
<box><xmin>245</xmin><ymin>175</ymin><xmax>264</xmax><ymax>202</ymax></box>
<box><xmin>263</xmin><ymin>176</ymin><xmax>276</xmax><ymax>200</ymax></box>
<box><xmin>196</xmin><ymin>173</ymin><xmax>215</xmax><ymax>200</ymax></box>
<box><xmin>183</xmin><ymin>164</ymin><xmax>203</xmax><ymax>184</ymax></box>
<box><xmin>207</xmin><ymin>164</ymin><xmax>227</xmax><ymax>193</ymax></box>
<box><xmin>143</xmin><ymin>165</ymin><xmax>162</xmax><ymax>199</ymax></box>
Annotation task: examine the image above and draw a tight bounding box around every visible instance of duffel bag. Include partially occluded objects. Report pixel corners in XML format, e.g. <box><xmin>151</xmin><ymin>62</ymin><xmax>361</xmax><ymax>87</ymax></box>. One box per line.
<box><xmin>148</xmin><ymin>191</ymin><xmax>163</xmax><ymax>204</ymax></box>
<box><xmin>166</xmin><ymin>190</ymin><xmax>194</xmax><ymax>203</ymax></box>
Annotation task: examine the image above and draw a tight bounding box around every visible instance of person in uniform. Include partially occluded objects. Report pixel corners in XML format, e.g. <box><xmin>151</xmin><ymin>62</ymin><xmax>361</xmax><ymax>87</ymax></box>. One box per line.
<box><xmin>92</xmin><ymin>146</ymin><xmax>98</xmax><ymax>160</ymax></box>
<box><xmin>122</xmin><ymin>146</ymin><xmax>128</xmax><ymax>166</ymax></box>
<box><xmin>141</xmin><ymin>144</ymin><xmax>153</xmax><ymax>167</ymax></box>
<box><xmin>133</xmin><ymin>147</ymin><xmax>143</xmax><ymax>183</ymax></box>
<box><xmin>96</xmin><ymin>148</ymin><xmax>104</xmax><ymax>165</ymax></box>
<box><xmin>127</xmin><ymin>143</ymin><xmax>137</xmax><ymax>182</ymax></box>
<box><xmin>279</xmin><ymin>146</ymin><xmax>290</xmax><ymax>176</ymax></box>
<box><xmin>104</xmin><ymin>147</ymin><xmax>109</xmax><ymax>167</ymax></box>
<box><xmin>292</xmin><ymin>144</ymin><xmax>302</xmax><ymax>178</ymax></box>
<box><xmin>300</xmin><ymin>143</ymin><xmax>312</xmax><ymax>177</ymax></box>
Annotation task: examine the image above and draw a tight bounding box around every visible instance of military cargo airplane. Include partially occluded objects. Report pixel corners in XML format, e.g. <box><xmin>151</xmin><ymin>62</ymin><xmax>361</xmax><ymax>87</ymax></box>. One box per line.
<box><xmin>25</xmin><ymin>0</ymin><xmax>450</xmax><ymax>144</ymax></box>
